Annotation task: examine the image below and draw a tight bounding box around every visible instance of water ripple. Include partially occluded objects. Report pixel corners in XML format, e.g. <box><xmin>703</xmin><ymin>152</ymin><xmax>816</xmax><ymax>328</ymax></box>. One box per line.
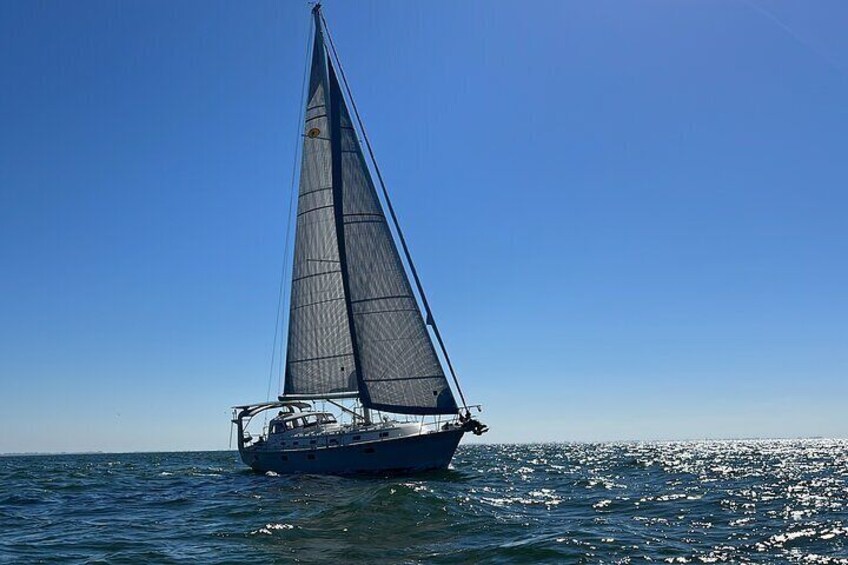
<box><xmin>1</xmin><ymin>440</ymin><xmax>847</xmax><ymax>563</ymax></box>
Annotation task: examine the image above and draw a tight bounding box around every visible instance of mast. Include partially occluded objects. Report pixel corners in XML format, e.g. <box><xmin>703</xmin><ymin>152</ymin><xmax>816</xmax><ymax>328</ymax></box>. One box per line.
<box><xmin>319</xmin><ymin>5</ymin><xmax>370</xmax><ymax>424</ymax></box>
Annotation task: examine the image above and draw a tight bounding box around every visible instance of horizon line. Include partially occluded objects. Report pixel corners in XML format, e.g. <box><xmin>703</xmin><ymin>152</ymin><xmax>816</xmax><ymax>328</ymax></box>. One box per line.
<box><xmin>2</xmin><ymin>436</ymin><xmax>843</xmax><ymax>457</ymax></box>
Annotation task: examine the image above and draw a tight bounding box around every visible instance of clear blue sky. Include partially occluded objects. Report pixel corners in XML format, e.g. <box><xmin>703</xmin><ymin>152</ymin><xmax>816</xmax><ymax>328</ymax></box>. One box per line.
<box><xmin>1</xmin><ymin>1</ymin><xmax>846</xmax><ymax>452</ymax></box>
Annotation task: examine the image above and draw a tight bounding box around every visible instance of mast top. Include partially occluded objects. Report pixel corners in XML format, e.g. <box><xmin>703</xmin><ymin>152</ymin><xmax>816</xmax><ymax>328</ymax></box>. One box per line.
<box><xmin>311</xmin><ymin>3</ymin><xmax>322</xmax><ymax>16</ymax></box>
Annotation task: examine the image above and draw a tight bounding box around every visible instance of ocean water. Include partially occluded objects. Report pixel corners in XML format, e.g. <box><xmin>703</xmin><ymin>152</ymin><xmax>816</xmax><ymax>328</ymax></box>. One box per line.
<box><xmin>1</xmin><ymin>440</ymin><xmax>846</xmax><ymax>564</ymax></box>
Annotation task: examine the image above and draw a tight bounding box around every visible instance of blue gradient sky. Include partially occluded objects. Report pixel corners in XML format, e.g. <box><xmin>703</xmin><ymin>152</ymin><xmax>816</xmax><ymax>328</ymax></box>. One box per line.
<box><xmin>1</xmin><ymin>1</ymin><xmax>846</xmax><ymax>452</ymax></box>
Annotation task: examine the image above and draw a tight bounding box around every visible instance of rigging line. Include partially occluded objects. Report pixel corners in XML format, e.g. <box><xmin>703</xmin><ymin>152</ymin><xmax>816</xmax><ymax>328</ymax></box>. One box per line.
<box><xmin>265</xmin><ymin>15</ymin><xmax>314</xmax><ymax>405</ymax></box>
<box><xmin>318</xmin><ymin>10</ymin><xmax>469</xmax><ymax>411</ymax></box>
<box><xmin>737</xmin><ymin>0</ymin><xmax>847</xmax><ymax>78</ymax></box>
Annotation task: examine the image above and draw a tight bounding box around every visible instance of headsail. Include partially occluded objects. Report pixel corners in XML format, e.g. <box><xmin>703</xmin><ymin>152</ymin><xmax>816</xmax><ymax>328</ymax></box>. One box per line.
<box><xmin>282</xmin><ymin>9</ymin><xmax>459</xmax><ymax>415</ymax></box>
<box><xmin>328</xmin><ymin>63</ymin><xmax>458</xmax><ymax>415</ymax></box>
<box><xmin>283</xmin><ymin>22</ymin><xmax>358</xmax><ymax>398</ymax></box>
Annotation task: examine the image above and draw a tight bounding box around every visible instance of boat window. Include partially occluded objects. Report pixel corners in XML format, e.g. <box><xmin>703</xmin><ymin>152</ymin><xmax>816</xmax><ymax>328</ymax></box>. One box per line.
<box><xmin>379</xmin><ymin>432</ymin><xmax>389</xmax><ymax>438</ymax></box>
<box><xmin>352</xmin><ymin>435</ymin><xmax>361</xmax><ymax>441</ymax></box>
<box><xmin>322</xmin><ymin>414</ymin><xmax>337</xmax><ymax>424</ymax></box>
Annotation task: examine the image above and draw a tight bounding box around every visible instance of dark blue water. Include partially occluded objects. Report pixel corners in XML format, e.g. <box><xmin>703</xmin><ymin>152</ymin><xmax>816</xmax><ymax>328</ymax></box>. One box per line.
<box><xmin>2</xmin><ymin>440</ymin><xmax>846</xmax><ymax>563</ymax></box>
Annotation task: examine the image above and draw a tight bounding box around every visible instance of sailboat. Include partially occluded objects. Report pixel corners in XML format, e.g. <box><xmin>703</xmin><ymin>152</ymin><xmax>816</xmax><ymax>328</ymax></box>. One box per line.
<box><xmin>232</xmin><ymin>4</ymin><xmax>487</xmax><ymax>475</ymax></box>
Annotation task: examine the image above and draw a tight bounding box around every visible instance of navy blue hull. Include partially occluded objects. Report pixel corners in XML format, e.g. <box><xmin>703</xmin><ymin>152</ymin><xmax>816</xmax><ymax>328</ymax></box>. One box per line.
<box><xmin>240</xmin><ymin>429</ymin><xmax>465</xmax><ymax>475</ymax></box>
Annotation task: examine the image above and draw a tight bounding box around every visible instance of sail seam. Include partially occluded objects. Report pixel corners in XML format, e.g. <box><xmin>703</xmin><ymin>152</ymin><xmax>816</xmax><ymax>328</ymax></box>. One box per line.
<box><xmin>343</xmin><ymin>212</ymin><xmax>385</xmax><ymax>218</ymax></box>
<box><xmin>343</xmin><ymin>218</ymin><xmax>383</xmax><ymax>225</ymax></box>
<box><xmin>299</xmin><ymin>186</ymin><xmax>332</xmax><ymax>197</ymax></box>
<box><xmin>291</xmin><ymin>296</ymin><xmax>345</xmax><ymax>311</ymax></box>
<box><xmin>350</xmin><ymin>294</ymin><xmax>414</xmax><ymax>304</ymax></box>
<box><xmin>288</xmin><ymin>352</ymin><xmax>351</xmax><ymax>364</ymax></box>
<box><xmin>292</xmin><ymin>271</ymin><xmax>340</xmax><ymax>282</ymax></box>
<box><xmin>363</xmin><ymin>375</ymin><xmax>445</xmax><ymax>382</ymax></box>
<box><xmin>297</xmin><ymin>204</ymin><xmax>334</xmax><ymax>217</ymax></box>
<box><xmin>368</xmin><ymin>335</ymin><xmax>435</xmax><ymax>345</ymax></box>
<box><xmin>356</xmin><ymin>308</ymin><xmax>418</xmax><ymax>316</ymax></box>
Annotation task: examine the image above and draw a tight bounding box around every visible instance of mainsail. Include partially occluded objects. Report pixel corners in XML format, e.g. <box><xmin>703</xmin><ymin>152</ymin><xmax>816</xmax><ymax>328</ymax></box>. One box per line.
<box><xmin>283</xmin><ymin>10</ymin><xmax>459</xmax><ymax>415</ymax></box>
<box><xmin>283</xmin><ymin>25</ymin><xmax>357</xmax><ymax>398</ymax></box>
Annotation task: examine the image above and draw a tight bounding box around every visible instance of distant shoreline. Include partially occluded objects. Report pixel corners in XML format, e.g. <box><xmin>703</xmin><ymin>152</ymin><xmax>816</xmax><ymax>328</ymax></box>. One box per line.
<box><xmin>2</xmin><ymin>437</ymin><xmax>844</xmax><ymax>457</ymax></box>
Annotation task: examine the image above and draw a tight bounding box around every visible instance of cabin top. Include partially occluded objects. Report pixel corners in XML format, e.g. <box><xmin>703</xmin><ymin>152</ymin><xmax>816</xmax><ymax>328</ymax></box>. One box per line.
<box><xmin>269</xmin><ymin>411</ymin><xmax>338</xmax><ymax>434</ymax></box>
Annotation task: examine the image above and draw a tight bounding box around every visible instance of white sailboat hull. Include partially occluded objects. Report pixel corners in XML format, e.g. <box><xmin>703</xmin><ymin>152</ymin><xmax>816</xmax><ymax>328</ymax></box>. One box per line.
<box><xmin>239</xmin><ymin>428</ymin><xmax>465</xmax><ymax>475</ymax></box>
